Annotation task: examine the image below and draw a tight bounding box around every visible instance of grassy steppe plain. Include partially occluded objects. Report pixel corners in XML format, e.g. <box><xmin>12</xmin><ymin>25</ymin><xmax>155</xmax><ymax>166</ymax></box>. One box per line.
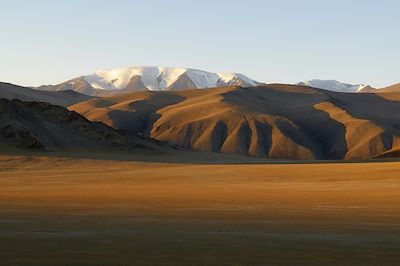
<box><xmin>0</xmin><ymin>153</ymin><xmax>399</xmax><ymax>265</ymax></box>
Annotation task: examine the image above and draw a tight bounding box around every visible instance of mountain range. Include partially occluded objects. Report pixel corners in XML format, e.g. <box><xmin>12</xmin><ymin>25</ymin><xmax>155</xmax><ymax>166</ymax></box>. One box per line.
<box><xmin>67</xmin><ymin>84</ymin><xmax>400</xmax><ymax>160</ymax></box>
<box><xmin>2</xmin><ymin>66</ymin><xmax>400</xmax><ymax>160</ymax></box>
<box><xmin>33</xmin><ymin>66</ymin><xmax>400</xmax><ymax>95</ymax></box>
<box><xmin>36</xmin><ymin>66</ymin><xmax>261</xmax><ymax>96</ymax></box>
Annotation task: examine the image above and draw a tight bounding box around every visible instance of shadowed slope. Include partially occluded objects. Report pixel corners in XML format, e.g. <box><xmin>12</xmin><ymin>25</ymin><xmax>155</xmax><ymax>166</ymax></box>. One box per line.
<box><xmin>71</xmin><ymin>91</ymin><xmax>185</xmax><ymax>134</ymax></box>
<box><xmin>70</xmin><ymin>85</ymin><xmax>400</xmax><ymax>160</ymax></box>
<box><xmin>0</xmin><ymin>99</ymin><xmax>156</xmax><ymax>151</ymax></box>
<box><xmin>0</xmin><ymin>82</ymin><xmax>93</xmax><ymax>107</ymax></box>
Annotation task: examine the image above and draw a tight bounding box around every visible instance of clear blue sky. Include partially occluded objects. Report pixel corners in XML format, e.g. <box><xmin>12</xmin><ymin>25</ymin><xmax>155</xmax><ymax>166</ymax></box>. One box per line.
<box><xmin>1</xmin><ymin>0</ymin><xmax>399</xmax><ymax>87</ymax></box>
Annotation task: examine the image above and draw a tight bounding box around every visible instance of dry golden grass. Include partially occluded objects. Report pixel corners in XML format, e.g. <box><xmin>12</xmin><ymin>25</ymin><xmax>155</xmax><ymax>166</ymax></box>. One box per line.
<box><xmin>1</xmin><ymin>154</ymin><xmax>400</xmax><ymax>265</ymax></box>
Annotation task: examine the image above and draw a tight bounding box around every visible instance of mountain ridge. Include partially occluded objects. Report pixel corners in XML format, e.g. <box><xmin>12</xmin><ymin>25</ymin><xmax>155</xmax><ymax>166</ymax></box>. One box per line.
<box><xmin>36</xmin><ymin>66</ymin><xmax>260</xmax><ymax>96</ymax></box>
<box><xmin>3</xmin><ymin>80</ymin><xmax>400</xmax><ymax>160</ymax></box>
<box><xmin>31</xmin><ymin>66</ymin><xmax>400</xmax><ymax>95</ymax></box>
<box><xmin>297</xmin><ymin>79</ymin><xmax>371</xmax><ymax>93</ymax></box>
<box><xmin>0</xmin><ymin>82</ymin><xmax>93</xmax><ymax>107</ymax></box>
<box><xmin>69</xmin><ymin>84</ymin><xmax>400</xmax><ymax>160</ymax></box>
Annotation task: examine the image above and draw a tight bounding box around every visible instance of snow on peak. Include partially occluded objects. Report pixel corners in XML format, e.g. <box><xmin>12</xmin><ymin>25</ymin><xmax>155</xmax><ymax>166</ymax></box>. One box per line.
<box><xmin>83</xmin><ymin>66</ymin><xmax>257</xmax><ymax>91</ymax></box>
<box><xmin>297</xmin><ymin>79</ymin><xmax>368</xmax><ymax>93</ymax></box>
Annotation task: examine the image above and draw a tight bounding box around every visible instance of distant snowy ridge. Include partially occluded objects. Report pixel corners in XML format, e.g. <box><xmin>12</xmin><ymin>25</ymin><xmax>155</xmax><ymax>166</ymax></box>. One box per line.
<box><xmin>84</xmin><ymin>66</ymin><xmax>258</xmax><ymax>91</ymax></box>
<box><xmin>36</xmin><ymin>67</ymin><xmax>381</xmax><ymax>96</ymax></box>
<box><xmin>35</xmin><ymin>66</ymin><xmax>260</xmax><ymax>96</ymax></box>
<box><xmin>297</xmin><ymin>79</ymin><xmax>370</xmax><ymax>93</ymax></box>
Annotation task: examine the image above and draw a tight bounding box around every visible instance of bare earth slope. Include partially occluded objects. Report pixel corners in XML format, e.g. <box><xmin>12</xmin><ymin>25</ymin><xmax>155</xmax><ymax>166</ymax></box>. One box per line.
<box><xmin>377</xmin><ymin>83</ymin><xmax>400</xmax><ymax>93</ymax></box>
<box><xmin>70</xmin><ymin>84</ymin><xmax>400</xmax><ymax>160</ymax></box>
<box><xmin>358</xmin><ymin>83</ymin><xmax>400</xmax><ymax>93</ymax></box>
<box><xmin>0</xmin><ymin>98</ymin><xmax>156</xmax><ymax>151</ymax></box>
<box><xmin>0</xmin><ymin>82</ymin><xmax>93</xmax><ymax>107</ymax></box>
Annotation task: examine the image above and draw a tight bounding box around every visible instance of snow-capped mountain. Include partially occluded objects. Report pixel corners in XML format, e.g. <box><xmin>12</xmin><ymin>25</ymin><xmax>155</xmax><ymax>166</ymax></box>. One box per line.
<box><xmin>297</xmin><ymin>79</ymin><xmax>371</xmax><ymax>93</ymax></box>
<box><xmin>37</xmin><ymin>66</ymin><xmax>260</xmax><ymax>96</ymax></box>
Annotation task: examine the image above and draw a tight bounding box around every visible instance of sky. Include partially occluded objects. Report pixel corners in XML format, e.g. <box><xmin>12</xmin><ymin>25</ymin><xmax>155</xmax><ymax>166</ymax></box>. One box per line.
<box><xmin>0</xmin><ymin>0</ymin><xmax>399</xmax><ymax>87</ymax></box>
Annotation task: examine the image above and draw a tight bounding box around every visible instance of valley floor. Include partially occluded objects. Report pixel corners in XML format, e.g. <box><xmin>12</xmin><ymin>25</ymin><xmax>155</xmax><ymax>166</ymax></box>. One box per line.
<box><xmin>0</xmin><ymin>154</ymin><xmax>400</xmax><ymax>265</ymax></box>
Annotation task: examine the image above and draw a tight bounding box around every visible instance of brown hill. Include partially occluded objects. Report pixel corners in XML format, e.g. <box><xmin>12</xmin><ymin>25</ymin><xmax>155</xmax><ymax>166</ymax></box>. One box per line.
<box><xmin>0</xmin><ymin>82</ymin><xmax>93</xmax><ymax>107</ymax></box>
<box><xmin>69</xmin><ymin>84</ymin><xmax>400</xmax><ymax>160</ymax></box>
<box><xmin>0</xmin><ymin>98</ymin><xmax>156</xmax><ymax>151</ymax></box>
<box><xmin>378</xmin><ymin>83</ymin><xmax>400</xmax><ymax>93</ymax></box>
<box><xmin>358</xmin><ymin>83</ymin><xmax>400</xmax><ymax>93</ymax></box>
<box><xmin>36</xmin><ymin>77</ymin><xmax>98</xmax><ymax>95</ymax></box>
